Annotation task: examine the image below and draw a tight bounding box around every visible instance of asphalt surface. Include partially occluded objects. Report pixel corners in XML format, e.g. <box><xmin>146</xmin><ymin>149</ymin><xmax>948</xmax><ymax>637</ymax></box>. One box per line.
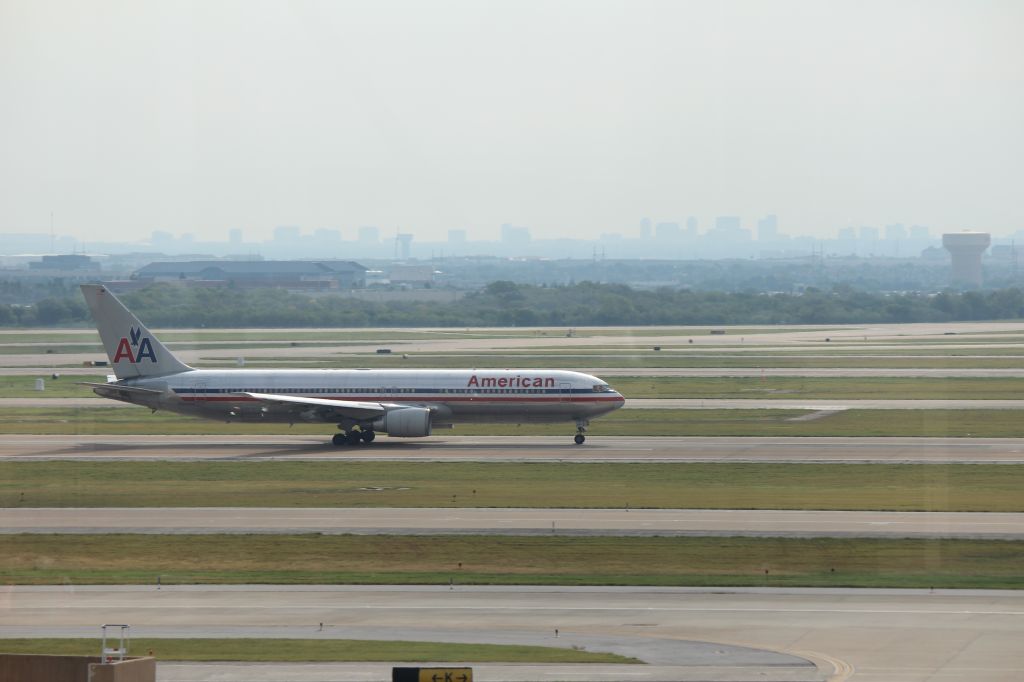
<box><xmin>3</xmin><ymin>434</ymin><xmax>1024</xmax><ymax>463</ymax></box>
<box><xmin>4</xmin><ymin>585</ymin><xmax>1022</xmax><ymax>681</ymax></box>
<box><xmin>3</xmin><ymin>507</ymin><xmax>1020</xmax><ymax>539</ymax></box>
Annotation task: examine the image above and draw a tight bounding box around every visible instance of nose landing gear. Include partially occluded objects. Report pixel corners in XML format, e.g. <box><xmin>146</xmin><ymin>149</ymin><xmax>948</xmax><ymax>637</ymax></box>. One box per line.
<box><xmin>574</xmin><ymin>420</ymin><xmax>589</xmax><ymax>445</ymax></box>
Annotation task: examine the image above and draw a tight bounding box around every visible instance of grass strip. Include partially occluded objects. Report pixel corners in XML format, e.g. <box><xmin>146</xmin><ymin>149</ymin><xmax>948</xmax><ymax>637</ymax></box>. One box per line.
<box><xmin>192</xmin><ymin>355</ymin><xmax>1024</xmax><ymax>369</ymax></box>
<box><xmin>3</xmin><ymin>406</ymin><xmax>1024</xmax><ymax>437</ymax></box>
<box><xmin>2</xmin><ymin>461</ymin><xmax>1020</xmax><ymax>511</ymax></box>
<box><xmin>0</xmin><ymin>326</ymin><xmax>834</xmax><ymax>344</ymax></box>
<box><xmin>0</xmin><ymin>637</ymin><xmax>634</xmax><ymax>663</ymax></box>
<box><xmin>609</xmin><ymin>376</ymin><xmax>1024</xmax><ymax>400</ymax></box>
<box><xmin>1</xmin><ymin>535</ymin><xmax>1020</xmax><ymax>590</ymax></box>
<box><xmin>0</xmin><ymin>375</ymin><xmax>107</xmax><ymax>398</ymax></box>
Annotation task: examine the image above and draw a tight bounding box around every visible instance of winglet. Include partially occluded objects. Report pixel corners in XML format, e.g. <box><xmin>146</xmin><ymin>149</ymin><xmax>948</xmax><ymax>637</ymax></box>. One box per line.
<box><xmin>80</xmin><ymin>284</ymin><xmax>192</xmax><ymax>379</ymax></box>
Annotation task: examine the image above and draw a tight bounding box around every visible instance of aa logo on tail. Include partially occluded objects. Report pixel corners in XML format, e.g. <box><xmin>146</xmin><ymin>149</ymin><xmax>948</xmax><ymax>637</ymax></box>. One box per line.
<box><xmin>113</xmin><ymin>326</ymin><xmax>157</xmax><ymax>363</ymax></box>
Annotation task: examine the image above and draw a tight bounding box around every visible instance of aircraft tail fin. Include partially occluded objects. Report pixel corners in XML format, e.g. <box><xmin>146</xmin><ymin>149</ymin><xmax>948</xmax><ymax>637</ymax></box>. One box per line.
<box><xmin>80</xmin><ymin>284</ymin><xmax>192</xmax><ymax>379</ymax></box>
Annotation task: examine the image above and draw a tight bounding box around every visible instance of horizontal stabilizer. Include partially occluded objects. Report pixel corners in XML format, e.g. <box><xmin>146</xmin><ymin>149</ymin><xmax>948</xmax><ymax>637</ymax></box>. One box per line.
<box><xmin>78</xmin><ymin>382</ymin><xmax>164</xmax><ymax>394</ymax></box>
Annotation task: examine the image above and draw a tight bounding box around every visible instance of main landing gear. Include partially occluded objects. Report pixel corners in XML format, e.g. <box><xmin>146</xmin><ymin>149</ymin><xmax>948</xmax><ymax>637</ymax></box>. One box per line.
<box><xmin>574</xmin><ymin>419</ymin><xmax>589</xmax><ymax>445</ymax></box>
<box><xmin>331</xmin><ymin>429</ymin><xmax>375</xmax><ymax>446</ymax></box>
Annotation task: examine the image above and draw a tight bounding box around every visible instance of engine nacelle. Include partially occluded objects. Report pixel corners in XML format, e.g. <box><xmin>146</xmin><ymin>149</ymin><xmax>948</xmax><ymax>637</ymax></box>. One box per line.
<box><xmin>371</xmin><ymin>407</ymin><xmax>432</xmax><ymax>437</ymax></box>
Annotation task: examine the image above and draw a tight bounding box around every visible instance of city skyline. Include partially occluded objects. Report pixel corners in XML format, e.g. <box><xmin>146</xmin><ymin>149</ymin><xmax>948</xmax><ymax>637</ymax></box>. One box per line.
<box><xmin>2</xmin><ymin>2</ymin><xmax>1022</xmax><ymax>243</ymax></box>
<box><xmin>4</xmin><ymin>213</ymin><xmax>1010</xmax><ymax>264</ymax></box>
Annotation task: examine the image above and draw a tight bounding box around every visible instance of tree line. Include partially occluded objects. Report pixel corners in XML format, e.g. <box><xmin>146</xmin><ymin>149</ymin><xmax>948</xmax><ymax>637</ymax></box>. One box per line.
<box><xmin>3</xmin><ymin>282</ymin><xmax>1024</xmax><ymax>327</ymax></box>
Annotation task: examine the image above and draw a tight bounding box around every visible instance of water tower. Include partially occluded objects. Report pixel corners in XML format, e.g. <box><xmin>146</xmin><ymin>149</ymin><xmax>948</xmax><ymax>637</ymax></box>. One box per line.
<box><xmin>942</xmin><ymin>231</ymin><xmax>990</xmax><ymax>288</ymax></box>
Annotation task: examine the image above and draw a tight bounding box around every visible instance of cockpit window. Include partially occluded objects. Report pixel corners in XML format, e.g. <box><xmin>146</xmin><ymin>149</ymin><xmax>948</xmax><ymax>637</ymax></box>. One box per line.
<box><xmin>592</xmin><ymin>384</ymin><xmax>614</xmax><ymax>392</ymax></box>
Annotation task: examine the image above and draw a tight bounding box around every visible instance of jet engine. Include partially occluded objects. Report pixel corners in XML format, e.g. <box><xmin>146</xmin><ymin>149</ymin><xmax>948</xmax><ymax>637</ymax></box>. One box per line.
<box><xmin>371</xmin><ymin>407</ymin><xmax>432</xmax><ymax>437</ymax></box>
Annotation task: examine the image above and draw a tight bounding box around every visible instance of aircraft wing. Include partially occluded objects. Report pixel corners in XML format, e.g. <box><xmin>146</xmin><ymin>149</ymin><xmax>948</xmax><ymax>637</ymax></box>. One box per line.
<box><xmin>243</xmin><ymin>392</ymin><xmax>388</xmax><ymax>419</ymax></box>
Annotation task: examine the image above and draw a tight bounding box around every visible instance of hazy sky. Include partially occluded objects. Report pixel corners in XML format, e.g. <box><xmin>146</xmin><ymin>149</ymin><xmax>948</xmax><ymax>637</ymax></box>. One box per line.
<box><xmin>2</xmin><ymin>0</ymin><xmax>1022</xmax><ymax>243</ymax></box>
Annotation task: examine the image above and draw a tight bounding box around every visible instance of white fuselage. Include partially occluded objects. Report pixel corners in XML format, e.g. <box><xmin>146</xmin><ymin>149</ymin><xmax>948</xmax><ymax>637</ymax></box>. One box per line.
<box><xmin>109</xmin><ymin>368</ymin><xmax>625</xmax><ymax>426</ymax></box>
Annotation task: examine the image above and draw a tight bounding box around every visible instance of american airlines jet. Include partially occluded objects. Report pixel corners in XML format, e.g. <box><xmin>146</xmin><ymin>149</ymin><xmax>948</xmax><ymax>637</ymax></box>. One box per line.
<box><xmin>81</xmin><ymin>284</ymin><xmax>625</xmax><ymax>445</ymax></box>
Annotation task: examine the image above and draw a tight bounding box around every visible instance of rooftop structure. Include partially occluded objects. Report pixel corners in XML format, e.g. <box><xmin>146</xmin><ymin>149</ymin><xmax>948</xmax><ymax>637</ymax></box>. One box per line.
<box><xmin>133</xmin><ymin>260</ymin><xmax>367</xmax><ymax>290</ymax></box>
<box><xmin>28</xmin><ymin>254</ymin><xmax>98</xmax><ymax>270</ymax></box>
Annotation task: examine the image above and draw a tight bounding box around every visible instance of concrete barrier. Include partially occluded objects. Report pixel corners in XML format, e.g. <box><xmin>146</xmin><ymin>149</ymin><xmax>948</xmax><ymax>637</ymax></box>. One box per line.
<box><xmin>89</xmin><ymin>656</ymin><xmax>156</xmax><ymax>682</ymax></box>
<box><xmin>0</xmin><ymin>654</ymin><xmax>155</xmax><ymax>682</ymax></box>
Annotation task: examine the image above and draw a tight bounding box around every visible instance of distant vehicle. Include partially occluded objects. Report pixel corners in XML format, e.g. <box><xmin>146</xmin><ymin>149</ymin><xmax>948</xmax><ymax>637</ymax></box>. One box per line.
<box><xmin>80</xmin><ymin>285</ymin><xmax>625</xmax><ymax>445</ymax></box>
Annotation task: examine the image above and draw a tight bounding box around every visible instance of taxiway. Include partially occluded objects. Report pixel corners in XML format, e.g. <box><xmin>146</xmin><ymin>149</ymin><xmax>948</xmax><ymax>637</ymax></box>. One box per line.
<box><xmin>2</xmin><ymin>507</ymin><xmax>1021</xmax><ymax>538</ymax></box>
<box><xmin>2</xmin><ymin>434</ymin><xmax>1023</xmax><ymax>463</ymax></box>
<box><xmin>3</xmin><ymin>585</ymin><xmax>1021</xmax><ymax>682</ymax></box>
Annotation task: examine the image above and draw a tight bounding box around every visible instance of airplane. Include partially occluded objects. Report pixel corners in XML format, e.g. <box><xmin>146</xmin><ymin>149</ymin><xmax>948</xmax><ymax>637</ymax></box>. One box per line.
<box><xmin>80</xmin><ymin>284</ymin><xmax>626</xmax><ymax>445</ymax></box>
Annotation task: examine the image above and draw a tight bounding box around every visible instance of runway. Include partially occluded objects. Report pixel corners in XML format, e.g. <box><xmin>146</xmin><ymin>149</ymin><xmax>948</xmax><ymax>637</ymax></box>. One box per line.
<box><xmin>3</xmin><ymin>584</ymin><xmax>1021</xmax><ymax>682</ymax></box>
<box><xmin>3</xmin><ymin>434</ymin><xmax>1024</xmax><ymax>463</ymax></box>
<box><xmin>3</xmin><ymin>507</ymin><xmax>1021</xmax><ymax>538</ymax></box>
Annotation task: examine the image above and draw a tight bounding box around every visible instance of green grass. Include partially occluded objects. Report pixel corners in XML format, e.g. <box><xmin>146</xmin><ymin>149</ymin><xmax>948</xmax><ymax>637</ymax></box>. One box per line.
<box><xmin>0</xmin><ymin>637</ymin><xmax>634</xmax><ymax>663</ymax></box>
<box><xmin>0</xmin><ymin>535</ymin><xmax>1020</xmax><ymax>589</ymax></box>
<box><xmin>197</xmin><ymin>354</ymin><xmax>1024</xmax><ymax>369</ymax></box>
<box><xmin>1</xmin><ymin>461</ymin><xmax>1020</xmax><ymax>511</ymax></box>
<box><xmin>0</xmin><ymin>375</ymin><xmax>107</xmax><ymax>398</ymax></box>
<box><xmin>3</xmin><ymin>405</ymin><xmax>1024</xmax><ymax>437</ymax></box>
<box><xmin>0</xmin><ymin>344</ymin><xmax>106</xmax><ymax>355</ymax></box>
<box><xmin>423</xmin><ymin>345</ymin><xmax>1024</xmax><ymax>355</ymax></box>
<box><xmin>609</xmin><ymin>376</ymin><xmax>1024</xmax><ymax>399</ymax></box>
<box><xmin>0</xmin><ymin>326</ymin><xmax>831</xmax><ymax>344</ymax></box>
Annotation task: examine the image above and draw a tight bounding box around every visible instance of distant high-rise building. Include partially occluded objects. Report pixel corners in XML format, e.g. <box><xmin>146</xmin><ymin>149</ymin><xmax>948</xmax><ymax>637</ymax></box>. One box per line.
<box><xmin>838</xmin><ymin>226</ymin><xmax>856</xmax><ymax>240</ymax></box>
<box><xmin>448</xmin><ymin>229</ymin><xmax>467</xmax><ymax>243</ymax></box>
<box><xmin>686</xmin><ymin>216</ymin><xmax>698</xmax><ymax>234</ymax></box>
<box><xmin>859</xmin><ymin>226</ymin><xmax>879</xmax><ymax>241</ymax></box>
<box><xmin>884</xmin><ymin>223</ymin><xmax>907</xmax><ymax>241</ymax></box>
<box><xmin>640</xmin><ymin>217</ymin><xmax>652</xmax><ymax>240</ymax></box>
<box><xmin>395</xmin><ymin>233</ymin><xmax>413</xmax><ymax>259</ymax></box>
<box><xmin>655</xmin><ymin>222</ymin><xmax>681</xmax><ymax>240</ymax></box>
<box><xmin>500</xmin><ymin>223</ymin><xmax>531</xmax><ymax>244</ymax></box>
<box><xmin>358</xmin><ymin>226</ymin><xmax>380</xmax><ymax>244</ymax></box>
<box><xmin>709</xmin><ymin>216</ymin><xmax>751</xmax><ymax>243</ymax></box>
<box><xmin>910</xmin><ymin>225</ymin><xmax>930</xmax><ymax>240</ymax></box>
<box><xmin>274</xmin><ymin>226</ymin><xmax>301</xmax><ymax>242</ymax></box>
<box><xmin>228</xmin><ymin>229</ymin><xmax>243</xmax><ymax>245</ymax></box>
<box><xmin>857</xmin><ymin>226</ymin><xmax>879</xmax><ymax>255</ymax></box>
<box><xmin>757</xmin><ymin>215</ymin><xmax>779</xmax><ymax>241</ymax></box>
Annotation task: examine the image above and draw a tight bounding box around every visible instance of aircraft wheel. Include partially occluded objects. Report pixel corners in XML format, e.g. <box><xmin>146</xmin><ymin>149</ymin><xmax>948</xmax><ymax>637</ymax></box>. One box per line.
<box><xmin>346</xmin><ymin>431</ymin><xmax>363</xmax><ymax>446</ymax></box>
<box><xmin>331</xmin><ymin>433</ymin><xmax>347</xmax><ymax>447</ymax></box>
<box><xmin>574</xmin><ymin>433</ymin><xmax>585</xmax><ymax>445</ymax></box>
<box><xmin>361</xmin><ymin>430</ymin><xmax>376</xmax><ymax>443</ymax></box>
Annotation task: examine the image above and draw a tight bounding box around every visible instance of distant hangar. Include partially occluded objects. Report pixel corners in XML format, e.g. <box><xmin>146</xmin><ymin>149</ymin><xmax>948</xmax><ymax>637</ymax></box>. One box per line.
<box><xmin>131</xmin><ymin>260</ymin><xmax>368</xmax><ymax>291</ymax></box>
